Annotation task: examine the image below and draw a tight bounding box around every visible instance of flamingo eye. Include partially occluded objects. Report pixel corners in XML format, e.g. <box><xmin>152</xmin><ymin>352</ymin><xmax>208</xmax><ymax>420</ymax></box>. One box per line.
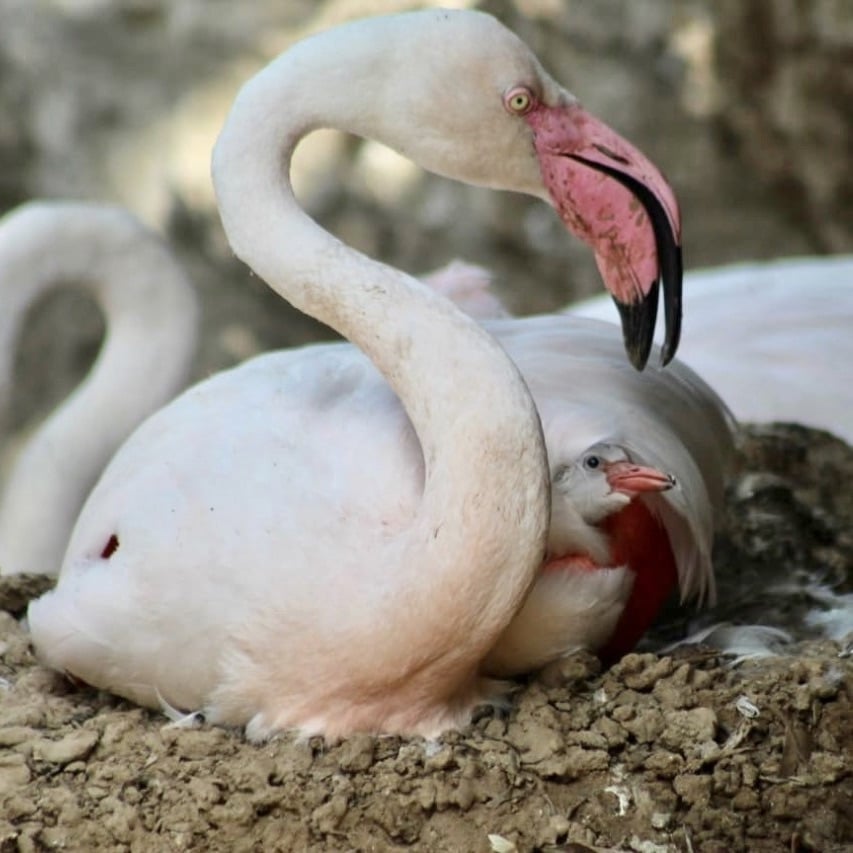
<box><xmin>504</xmin><ymin>87</ymin><xmax>533</xmax><ymax>115</ymax></box>
<box><xmin>583</xmin><ymin>455</ymin><xmax>601</xmax><ymax>470</ymax></box>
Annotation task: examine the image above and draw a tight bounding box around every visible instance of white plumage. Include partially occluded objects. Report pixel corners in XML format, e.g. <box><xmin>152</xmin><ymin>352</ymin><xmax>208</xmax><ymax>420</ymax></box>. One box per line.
<box><xmin>28</xmin><ymin>10</ymin><xmax>731</xmax><ymax>739</ymax></box>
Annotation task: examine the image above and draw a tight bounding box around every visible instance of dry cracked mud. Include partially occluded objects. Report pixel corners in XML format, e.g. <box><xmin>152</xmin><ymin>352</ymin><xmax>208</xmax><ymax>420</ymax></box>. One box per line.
<box><xmin>0</xmin><ymin>425</ymin><xmax>850</xmax><ymax>852</ymax></box>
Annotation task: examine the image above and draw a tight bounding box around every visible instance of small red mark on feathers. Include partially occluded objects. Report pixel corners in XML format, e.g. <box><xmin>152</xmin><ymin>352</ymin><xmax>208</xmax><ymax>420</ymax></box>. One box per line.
<box><xmin>100</xmin><ymin>534</ymin><xmax>119</xmax><ymax>559</ymax></box>
<box><xmin>597</xmin><ymin>501</ymin><xmax>677</xmax><ymax>663</ymax></box>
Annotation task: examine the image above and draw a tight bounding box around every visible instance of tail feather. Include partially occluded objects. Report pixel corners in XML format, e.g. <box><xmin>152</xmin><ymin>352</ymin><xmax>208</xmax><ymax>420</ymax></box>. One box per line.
<box><xmin>27</xmin><ymin>562</ymin><xmax>160</xmax><ymax>709</ymax></box>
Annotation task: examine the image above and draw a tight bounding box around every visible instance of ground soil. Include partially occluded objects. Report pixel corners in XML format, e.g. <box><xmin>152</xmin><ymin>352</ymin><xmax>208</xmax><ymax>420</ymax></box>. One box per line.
<box><xmin>0</xmin><ymin>3</ymin><xmax>851</xmax><ymax>849</ymax></box>
<box><xmin>1</xmin><ymin>424</ymin><xmax>850</xmax><ymax>853</ymax></box>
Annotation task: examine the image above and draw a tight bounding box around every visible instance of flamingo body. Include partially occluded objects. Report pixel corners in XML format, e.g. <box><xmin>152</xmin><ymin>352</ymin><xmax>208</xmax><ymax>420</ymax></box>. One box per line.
<box><xmin>28</xmin><ymin>10</ymin><xmax>722</xmax><ymax>739</ymax></box>
<box><xmin>33</xmin><ymin>319</ymin><xmax>731</xmax><ymax>732</ymax></box>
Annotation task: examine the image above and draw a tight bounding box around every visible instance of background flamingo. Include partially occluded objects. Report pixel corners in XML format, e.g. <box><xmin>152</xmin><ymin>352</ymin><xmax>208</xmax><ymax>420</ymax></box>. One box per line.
<box><xmin>0</xmin><ymin>201</ymin><xmax>198</xmax><ymax>577</ymax></box>
<box><xmin>569</xmin><ymin>256</ymin><xmax>853</xmax><ymax>443</ymax></box>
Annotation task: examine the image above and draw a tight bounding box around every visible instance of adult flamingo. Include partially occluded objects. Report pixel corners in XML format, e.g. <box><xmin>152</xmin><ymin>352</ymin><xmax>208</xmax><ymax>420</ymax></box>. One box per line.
<box><xmin>29</xmin><ymin>10</ymin><xmax>715</xmax><ymax>740</ymax></box>
<box><xmin>0</xmin><ymin>201</ymin><xmax>198</xmax><ymax>576</ymax></box>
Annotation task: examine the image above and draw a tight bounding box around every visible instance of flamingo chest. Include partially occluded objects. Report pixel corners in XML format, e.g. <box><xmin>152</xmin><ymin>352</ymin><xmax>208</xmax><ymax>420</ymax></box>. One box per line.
<box><xmin>596</xmin><ymin>500</ymin><xmax>678</xmax><ymax>662</ymax></box>
<box><xmin>540</xmin><ymin>499</ymin><xmax>677</xmax><ymax>662</ymax></box>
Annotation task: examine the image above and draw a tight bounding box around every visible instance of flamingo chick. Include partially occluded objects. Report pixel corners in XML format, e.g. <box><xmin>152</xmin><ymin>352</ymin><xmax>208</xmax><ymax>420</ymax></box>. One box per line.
<box><xmin>486</xmin><ymin>443</ymin><xmax>678</xmax><ymax>676</ymax></box>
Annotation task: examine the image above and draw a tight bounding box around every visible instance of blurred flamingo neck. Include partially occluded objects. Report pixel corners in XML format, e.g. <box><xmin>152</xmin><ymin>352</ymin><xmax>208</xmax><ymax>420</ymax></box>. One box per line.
<box><xmin>0</xmin><ymin>202</ymin><xmax>197</xmax><ymax>576</ymax></box>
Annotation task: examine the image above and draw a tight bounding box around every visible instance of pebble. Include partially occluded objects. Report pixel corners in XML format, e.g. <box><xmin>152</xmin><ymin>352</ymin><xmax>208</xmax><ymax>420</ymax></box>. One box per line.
<box><xmin>448</xmin><ymin>777</ymin><xmax>476</xmax><ymax>811</ymax></box>
<box><xmin>643</xmin><ymin>750</ymin><xmax>684</xmax><ymax>778</ymax></box>
<box><xmin>507</xmin><ymin>721</ymin><xmax>563</xmax><ymax>764</ymax></box>
<box><xmin>622</xmin><ymin>708</ymin><xmax>664</xmax><ymax>743</ymax></box>
<box><xmin>2</xmin><ymin>794</ymin><xmax>37</xmax><ymax>819</ymax></box>
<box><xmin>424</xmin><ymin>744</ymin><xmax>455</xmax><ymax>771</ymax></box>
<box><xmin>187</xmin><ymin>777</ymin><xmax>223</xmax><ymax>808</ymax></box>
<box><xmin>565</xmin><ymin>729</ymin><xmax>608</xmax><ymax>750</ymax></box>
<box><xmin>535</xmin><ymin>746</ymin><xmax>609</xmax><ymax>780</ymax></box>
<box><xmin>336</xmin><ymin>733</ymin><xmax>375</xmax><ymax>772</ymax></box>
<box><xmin>592</xmin><ymin>715</ymin><xmax>628</xmax><ymax>747</ymax></box>
<box><xmin>159</xmin><ymin>726</ymin><xmax>231</xmax><ymax>758</ymax></box>
<box><xmin>311</xmin><ymin>793</ymin><xmax>349</xmax><ymax>833</ymax></box>
<box><xmin>732</xmin><ymin>787</ymin><xmax>760</xmax><ymax>810</ymax></box>
<box><xmin>0</xmin><ymin>726</ymin><xmax>38</xmax><ymax>747</ymax></box>
<box><xmin>86</xmin><ymin>785</ymin><xmax>109</xmax><ymax>800</ymax></box>
<box><xmin>673</xmin><ymin>773</ymin><xmax>712</xmax><ymax>807</ymax></box>
<box><xmin>0</xmin><ymin>753</ymin><xmax>31</xmax><ymax>794</ymax></box>
<box><xmin>32</xmin><ymin>729</ymin><xmax>100</xmax><ymax>764</ymax></box>
<box><xmin>660</xmin><ymin>707</ymin><xmax>717</xmax><ymax>750</ymax></box>
<box><xmin>623</xmin><ymin>656</ymin><xmax>676</xmax><ymax>691</ymax></box>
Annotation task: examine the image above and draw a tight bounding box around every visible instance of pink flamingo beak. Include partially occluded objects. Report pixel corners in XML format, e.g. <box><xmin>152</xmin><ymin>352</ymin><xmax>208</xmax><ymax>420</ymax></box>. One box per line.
<box><xmin>604</xmin><ymin>459</ymin><xmax>676</xmax><ymax>498</ymax></box>
<box><xmin>526</xmin><ymin>103</ymin><xmax>682</xmax><ymax>370</ymax></box>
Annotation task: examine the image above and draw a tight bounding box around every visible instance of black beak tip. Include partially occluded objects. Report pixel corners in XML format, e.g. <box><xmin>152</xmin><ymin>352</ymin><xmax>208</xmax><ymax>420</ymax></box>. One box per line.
<box><xmin>614</xmin><ymin>283</ymin><xmax>659</xmax><ymax>372</ymax></box>
<box><xmin>627</xmin><ymin>339</ymin><xmax>650</xmax><ymax>372</ymax></box>
<box><xmin>660</xmin><ymin>332</ymin><xmax>679</xmax><ymax>367</ymax></box>
<box><xmin>659</xmin><ymin>243</ymin><xmax>683</xmax><ymax>366</ymax></box>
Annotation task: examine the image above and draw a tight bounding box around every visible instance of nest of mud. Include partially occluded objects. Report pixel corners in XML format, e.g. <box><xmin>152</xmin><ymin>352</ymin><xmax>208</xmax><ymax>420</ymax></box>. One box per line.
<box><xmin>1</xmin><ymin>424</ymin><xmax>851</xmax><ymax>852</ymax></box>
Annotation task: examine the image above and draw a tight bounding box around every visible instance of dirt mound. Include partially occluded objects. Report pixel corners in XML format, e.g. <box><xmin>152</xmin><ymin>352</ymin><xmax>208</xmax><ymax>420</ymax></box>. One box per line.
<box><xmin>1</xmin><ymin>424</ymin><xmax>850</xmax><ymax>852</ymax></box>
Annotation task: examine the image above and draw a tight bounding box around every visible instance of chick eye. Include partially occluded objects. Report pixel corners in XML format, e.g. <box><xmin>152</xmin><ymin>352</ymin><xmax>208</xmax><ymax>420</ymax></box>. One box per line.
<box><xmin>583</xmin><ymin>454</ymin><xmax>601</xmax><ymax>470</ymax></box>
<box><xmin>504</xmin><ymin>86</ymin><xmax>533</xmax><ymax>115</ymax></box>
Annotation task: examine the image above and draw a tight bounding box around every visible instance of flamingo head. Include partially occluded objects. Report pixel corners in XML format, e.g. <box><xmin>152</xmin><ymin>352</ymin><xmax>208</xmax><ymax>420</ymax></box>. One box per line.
<box><xmin>347</xmin><ymin>9</ymin><xmax>683</xmax><ymax>369</ymax></box>
<box><xmin>223</xmin><ymin>9</ymin><xmax>683</xmax><ymax>368</ymax></box>
<box><xmin>554</xmin><ymin>443</ymin><xmax>675</xmax><ymax>526</ymax></box>
<box><xmin>525</xmin><ymin>103</ymin><xmax>682</xmax><ymax>370</ymax></box>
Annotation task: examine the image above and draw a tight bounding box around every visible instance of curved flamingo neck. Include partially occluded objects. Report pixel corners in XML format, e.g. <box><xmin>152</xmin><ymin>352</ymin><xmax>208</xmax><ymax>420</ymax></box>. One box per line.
<box><xmin>211</xmin><ymin>31</ymin><xmax>550</xmax><ymax>674</ymax></box>
<box><xmin>0</xmin><ymin>202</ymin><xmax>198</xmax><ymax>575</ymax></box>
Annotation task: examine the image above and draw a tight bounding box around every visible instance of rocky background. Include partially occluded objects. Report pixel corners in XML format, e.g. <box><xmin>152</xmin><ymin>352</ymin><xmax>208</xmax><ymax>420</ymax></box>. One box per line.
<box><xmin>0</xmin><ymin>1</ymin><xmax>851</xmax><ymax>850</ymax></box>
<box><xmin>2</xmin><ymin>0</ymin><xmax>851</xmax><ymax>426</ymax></box>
